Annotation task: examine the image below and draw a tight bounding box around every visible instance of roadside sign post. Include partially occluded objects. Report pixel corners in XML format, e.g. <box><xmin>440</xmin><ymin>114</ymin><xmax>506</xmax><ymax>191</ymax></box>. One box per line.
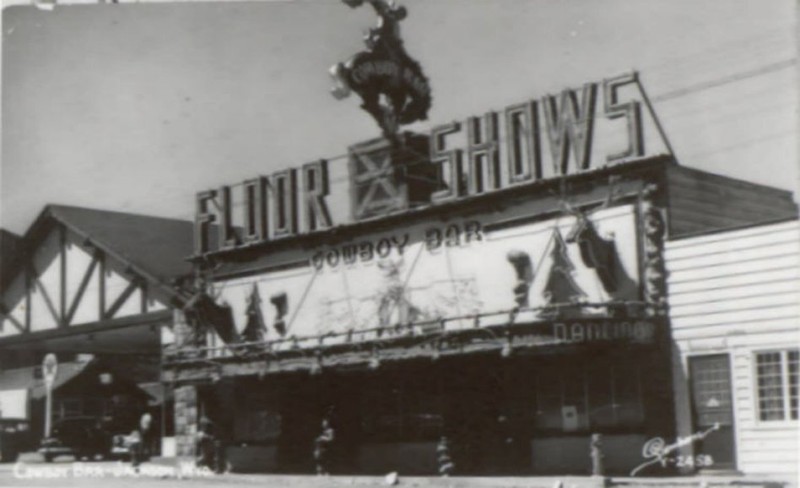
<box><xmin>42</xmin><ymin>354</ymin><xmax>58</xmax><ymax>438</ymax></box>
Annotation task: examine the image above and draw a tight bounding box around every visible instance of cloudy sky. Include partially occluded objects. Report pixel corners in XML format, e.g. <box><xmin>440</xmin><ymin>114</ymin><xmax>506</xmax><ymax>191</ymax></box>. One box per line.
<box><xmin>2</xmin><ymin>0</ymin><xmax>797</xmax><ymax>234</ymax></box>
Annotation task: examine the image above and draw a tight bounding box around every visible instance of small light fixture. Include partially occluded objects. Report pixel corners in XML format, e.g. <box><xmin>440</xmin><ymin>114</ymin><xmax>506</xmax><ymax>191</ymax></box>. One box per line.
<box><xmin>310</xmin><ymin>350</ymin><xmax>323</xmax><ymax>376</ymax></box>
<box><xmin>368</xmin><ymin>349</ymin><xmax>380</xmax><ymax>370</ymax></box>
<box><xmin>99</xmin><ymin>372</ymin><xmax>113</xmax><ymax>385</ymax></box>
<box><xmin>501</xmin><ymin>334</ymin><xmax>513</xmax><ymax>358</ymax></box>
<box><xmin>431</xmin><ymin>342</ymin><xmax>440</xmax><ymax>362</ymax></box>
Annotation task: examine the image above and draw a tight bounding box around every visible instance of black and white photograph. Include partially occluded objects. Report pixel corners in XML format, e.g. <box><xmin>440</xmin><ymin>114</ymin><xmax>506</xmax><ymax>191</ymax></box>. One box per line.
<box><xmin>0</xmin><ymin>1</ymin><xmax>798</xmax><ymax>487</ymax></box>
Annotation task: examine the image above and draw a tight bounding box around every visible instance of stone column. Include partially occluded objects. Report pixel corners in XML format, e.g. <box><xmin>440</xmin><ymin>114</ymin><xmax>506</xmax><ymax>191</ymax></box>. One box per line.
<box><xmin>174</xmin><ymin>385</ymin><xmax>198</xmax><ymax>457</ymax></box>
<box><xmin>172</xmin><ymin>308</ymin><xmax>195</xmax><ymax>348</ymax></box>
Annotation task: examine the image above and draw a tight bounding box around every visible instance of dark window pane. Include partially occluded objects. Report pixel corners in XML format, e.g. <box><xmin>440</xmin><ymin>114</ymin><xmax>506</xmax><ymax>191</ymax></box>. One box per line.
<box><xmin>690</xmin><ymin>355</ymin><xmax>733</xmax><ymax>426</ymax></box>
<box><xmin>534</xmin><ymin>365</ymin><xmax>562</xmax><ymax>430</ymax></box>
<box><xmin>562</xmin><ymin>367</ymin><xmax>587</xmax><ymax>431</ymax></box>
<box><xmin>615</xmin><ymin>366</ymin><xmax>644</xmax><ymax>426</ymax></box>
<box><xmin>588</xmin><ymin>363</ymin><xmax>614</xmax><ymax>428</ymax></box>
<box><xmin>756</xmin><ymin>352</ymin><xmax>785</xmax><ymax>421</ymax></box>
<box><xmin>788</xmin><ymin>350</ymin><xmax>799</xmax><ymax>420</ymax></box>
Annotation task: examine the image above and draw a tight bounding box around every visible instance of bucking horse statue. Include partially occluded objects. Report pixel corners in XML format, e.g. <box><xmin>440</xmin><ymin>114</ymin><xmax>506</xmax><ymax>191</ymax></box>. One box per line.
<box><xmin>329</xmin><ymin>0</ymin><xmax>432</xmax><ymax>140</ymax></box>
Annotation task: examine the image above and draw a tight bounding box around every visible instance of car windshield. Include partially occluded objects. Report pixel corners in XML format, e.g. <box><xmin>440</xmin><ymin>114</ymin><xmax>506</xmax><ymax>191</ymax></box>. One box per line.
<box><xmin>52</xmin><ymin>418</ymin><xmax>96</xmax><ymax>435</ymax></box>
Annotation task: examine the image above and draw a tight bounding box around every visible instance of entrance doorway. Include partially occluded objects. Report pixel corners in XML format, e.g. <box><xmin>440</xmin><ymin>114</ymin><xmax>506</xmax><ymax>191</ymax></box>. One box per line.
<box><xmin>688</xmin><ymin>354</ymin><xmax>736</xmax><ymax>470</ymax></box>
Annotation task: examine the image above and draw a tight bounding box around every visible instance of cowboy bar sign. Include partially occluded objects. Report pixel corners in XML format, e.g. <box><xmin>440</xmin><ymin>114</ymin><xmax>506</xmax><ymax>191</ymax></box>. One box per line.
<box><xmin>194</xmin><ymin>72</ymin><xmax>651</xmax><ymax>256</ymax></box>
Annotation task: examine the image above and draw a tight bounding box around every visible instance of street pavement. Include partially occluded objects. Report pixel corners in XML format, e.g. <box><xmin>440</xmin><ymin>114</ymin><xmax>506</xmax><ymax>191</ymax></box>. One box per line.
<box><xmin>0</xmin><ymin>454</ymin><xmax>790</xmax><ymax>488</ymax></box>
<box><xmin>0</xmin><ymin>457</ymin><xmax>586</xmax><ymax>488</ymax></box>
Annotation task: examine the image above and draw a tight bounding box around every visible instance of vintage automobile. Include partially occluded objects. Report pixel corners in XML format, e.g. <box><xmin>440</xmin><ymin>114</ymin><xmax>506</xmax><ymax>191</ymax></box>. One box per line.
<box><xmin>39</xmin><ymin>416</ymin><xmax>113</xmax><ymax>462</ymax></box>
<box><xmin>0</xmin><ymin>419</ymin><xmax>33</xmax><ymax>463</ymax></box>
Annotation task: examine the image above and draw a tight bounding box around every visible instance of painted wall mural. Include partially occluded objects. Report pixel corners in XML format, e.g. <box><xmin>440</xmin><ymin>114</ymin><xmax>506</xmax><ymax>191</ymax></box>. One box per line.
<box><xmin>207</xmin><ymin>204</ymin><xmax>640</xmax><ymax>347</ymax></box>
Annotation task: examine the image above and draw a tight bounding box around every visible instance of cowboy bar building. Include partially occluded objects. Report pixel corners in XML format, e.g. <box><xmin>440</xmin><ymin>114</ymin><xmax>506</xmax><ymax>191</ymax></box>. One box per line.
<box><xmin>162</xmin><ymin>74</ymin><xmax>798</xmax><ymax>476</ymax></box>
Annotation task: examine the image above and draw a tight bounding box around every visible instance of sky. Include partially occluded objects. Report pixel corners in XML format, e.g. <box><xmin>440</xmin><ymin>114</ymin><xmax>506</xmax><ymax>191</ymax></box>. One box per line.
<box><xmin>1</xmin><ymin>0</ymin><xmax>798</xmax><ymax>234</ymax></box>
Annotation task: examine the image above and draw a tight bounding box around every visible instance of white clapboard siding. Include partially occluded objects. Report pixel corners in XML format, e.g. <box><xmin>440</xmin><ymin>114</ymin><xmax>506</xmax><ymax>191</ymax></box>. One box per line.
<box><xmin>669</xmin><ymin>279</ymin><xmax>798</xmax><ymax>306</ymax></box>
<box><xmin>666</xmin><ymin>219</ymin><xmax>800</xmax><ymax>481</ymax></box>
<box><xmin>666</xmin><ymin>241</ymin><xmax>798</xmax><ymax>272</ymax></box>
<box><xmin>670</xmin><ymin>307</ymin><xmax>798</xmax><ymax>332</ymax></box>
<box><xmin>668</xmin><ymin>255</ymin><xmax>798</xmax><ymax>284</ymax></box>
<box><xmin>669</xmin><ymin>268</ymin><xmax>797</xmax><ymax>295</ymax></box>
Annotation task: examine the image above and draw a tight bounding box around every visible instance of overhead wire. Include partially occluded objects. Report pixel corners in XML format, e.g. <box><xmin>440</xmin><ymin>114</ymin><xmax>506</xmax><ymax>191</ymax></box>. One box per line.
<box><xmin>164</xmin><ymin>54</ymin><xmax>796</xmax><ymax>221</ymax></box>
<box><xmin>212</xmin><ymin>61</ymin><xmax>795</xmax><ymax>207</ymax></box>
<box><xmin>680</xmin><ymin>130</ymin><xmax>795</xmax><ymax>161</ymax></box>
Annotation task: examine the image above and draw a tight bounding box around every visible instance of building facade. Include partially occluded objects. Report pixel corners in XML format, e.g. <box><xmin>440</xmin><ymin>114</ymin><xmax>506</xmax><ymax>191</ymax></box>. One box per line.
<box><xmin>667</xmin><ymin>218</ymin><xmax>800</xmax><ymax>483</ymax></box>
<box><xmin>0</xmin><ymin>205</ymin><xmax>200</xmax><ymax>457</ymax></box>
<box><xmin>164</xmin><ymin>140</ymin><xmax>797</xmax><ymax>476</ymax></box>
<box><xmin>123</xmin><ymin>71</ymin><xmax>797</xmax><ymax>477</ymax></box>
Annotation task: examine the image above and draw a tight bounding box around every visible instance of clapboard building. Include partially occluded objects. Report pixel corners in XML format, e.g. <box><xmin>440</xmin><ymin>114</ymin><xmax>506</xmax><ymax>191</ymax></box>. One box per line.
<box><xmin>163</xmin><ymin>73</ymin><xmax>798</xmax><ymax>476</ymax></box>
<box><xmin>667</xmin><ymin>218</ymin><xmax>800</xmax><ymax>482</ymax></box>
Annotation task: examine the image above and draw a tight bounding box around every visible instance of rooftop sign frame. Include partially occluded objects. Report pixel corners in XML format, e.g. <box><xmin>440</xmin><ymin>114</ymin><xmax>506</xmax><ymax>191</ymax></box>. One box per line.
<box><xmin>193</xmin><ymin>71</ymin><xmax>668</xmax><ymax>258</ymax></box>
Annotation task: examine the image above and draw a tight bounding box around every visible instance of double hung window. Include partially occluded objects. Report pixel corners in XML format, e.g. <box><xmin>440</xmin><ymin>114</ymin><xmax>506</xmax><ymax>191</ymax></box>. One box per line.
<box><xmin>755</xmin><ymin>350</ymin><xmax>799</xmax><ymax>422</ymax></box>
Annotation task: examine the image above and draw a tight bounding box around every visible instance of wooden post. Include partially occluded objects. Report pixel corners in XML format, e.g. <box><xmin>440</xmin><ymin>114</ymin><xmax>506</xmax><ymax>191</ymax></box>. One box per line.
<box><xmin>590</xmin><ymin>433</ymin><xmax>605</xmax><ymax>476</ymax></box>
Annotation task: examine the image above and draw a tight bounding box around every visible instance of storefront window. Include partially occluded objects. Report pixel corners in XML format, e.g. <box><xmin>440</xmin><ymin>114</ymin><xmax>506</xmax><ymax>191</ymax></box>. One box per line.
<box><xmin>534</xmin><ymin>360</ymin><xmax>643</xmax><ymax>432</ymax></box>
<box><xmin>534</xmin><ymin>366</ymin><xmax>564</xmax><ymax>430</ymax></box>
<box><xmin>360</xmin><ymin>381</ymin><xmax>402</xmax><ymax>440</ymax></box>
<box><xmin>615</xmin><ymin>365</ymin><xmax>644</xmax><ymax>426</ymax></box>
<box><xmin>562</xmin><ymin>368</ymin><xmax>588</xmax><ymax>432</ymax></box>
<box><xmin>361</xmin><ymin>372</ymin><xmax>443</xmax><ymax>442</ymax></box>
<box><xmin>57</xmin><ymin>398</ymin><xmax>83</xmax><ymax>420</ymax></box>
<box><xmin>233</xmin><ymin>382</ymin><xmax>282</xmax><ymax>443</ymax></box>
<box><xmin>756</xmin><ymin>349</ymin><xmax>799</xmax><ymax>422</ymax></box>
<box><xmin>587</xmin><ymin>365</ymin><xmax>614</xmax><ymax>428</ymax></box>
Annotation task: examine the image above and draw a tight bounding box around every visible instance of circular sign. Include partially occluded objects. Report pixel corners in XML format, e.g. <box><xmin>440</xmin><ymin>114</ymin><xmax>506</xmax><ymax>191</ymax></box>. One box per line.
<box><xmin>42</xmin><ymin>353</ymin><xmax>58</xmax><ymax>389</ymax></box>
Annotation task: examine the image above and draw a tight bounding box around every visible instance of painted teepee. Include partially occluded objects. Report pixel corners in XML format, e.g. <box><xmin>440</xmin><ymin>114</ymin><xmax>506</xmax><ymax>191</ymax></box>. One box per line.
<box><xmin>538</xmin><ymin>229</ymin><xmax>587</xmax><ymax>317</ymax></box>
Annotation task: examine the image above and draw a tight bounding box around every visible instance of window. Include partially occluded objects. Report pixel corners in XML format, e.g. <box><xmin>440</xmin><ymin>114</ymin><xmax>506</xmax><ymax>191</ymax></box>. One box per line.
<box><xmin>360</xmin><ymin>371</ymin><xmax>444</xmax><ymax>442</ymax></box>
<box><xmin>57</xmin><ymin>398</ymin><xmax>83</xmax><ymax>420</ymax></box>
<box><xmin>689</xmin><ymin>354</ymin><xmax>733</xmax><ymax>427</ymax></box>
<box><xmin>533</xmin><ymin>360</ymin><xmax>644</xmax><ymax>432</ymax></box>
<box><xmin>756</xmin><ymin>350</ymin><xmax>799</xmax><ymax>422</ymax></box>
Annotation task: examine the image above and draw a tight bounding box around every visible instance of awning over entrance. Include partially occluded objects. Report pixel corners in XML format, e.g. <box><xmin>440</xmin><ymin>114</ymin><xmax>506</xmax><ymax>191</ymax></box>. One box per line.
<box><xmin>0</xmin><ymin>357</ymin><xmax>156</xmax><ymax>402</ymax></box>
<box><xmin>164</xmin><ymin>311</ymin><xmax>667</xmax><ymax>383</ymax></box>
<box><xmin>0</xmin><ymin>360</ymin><xmax>88</xmax><ymax>400</ymax></box>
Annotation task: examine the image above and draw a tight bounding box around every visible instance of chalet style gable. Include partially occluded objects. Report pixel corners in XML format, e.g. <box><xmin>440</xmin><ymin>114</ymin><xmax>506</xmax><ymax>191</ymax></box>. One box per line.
<box><xmin>0</xmin><ymin>205</ymin><xmax>195</xmax><ymax>341</ymax></box>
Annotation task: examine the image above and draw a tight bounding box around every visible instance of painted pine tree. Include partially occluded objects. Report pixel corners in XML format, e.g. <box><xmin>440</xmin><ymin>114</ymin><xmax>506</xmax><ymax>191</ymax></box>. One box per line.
<box><xmin>541</xmin><ymin>230</ymin><xmax>586</xmax><ymax>316</ymax></box>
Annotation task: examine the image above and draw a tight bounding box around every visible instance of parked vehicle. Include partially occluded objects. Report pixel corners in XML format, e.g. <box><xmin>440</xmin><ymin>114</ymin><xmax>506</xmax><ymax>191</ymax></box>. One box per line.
<box><xmin>39</xmin><ymin>416</ymin><xmax>112</xmax><ymax>462</ymax></box>
<box><xmin>0</xmin><ymin>419</ymin><xmax>32</xmax><ymax>463</ymax></box>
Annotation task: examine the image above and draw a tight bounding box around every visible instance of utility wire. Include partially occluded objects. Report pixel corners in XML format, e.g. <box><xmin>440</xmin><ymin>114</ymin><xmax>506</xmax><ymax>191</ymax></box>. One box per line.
<box><xmin>166</xmin><ymin>59</ymin><xmax>796</xmax><ymax>220</ymax></box>
<box><xmin>651</xmin><ymin>58</ymin><xmax>796</xmax><ymax>102</ymax></box>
